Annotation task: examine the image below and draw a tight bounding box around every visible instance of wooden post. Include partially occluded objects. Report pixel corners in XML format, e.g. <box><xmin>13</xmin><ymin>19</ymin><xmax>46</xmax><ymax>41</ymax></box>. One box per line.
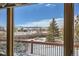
<box><xmin>64</xmin><ymin>3</ymin><xmax>74</xmax><ymax>56</ymax></box>
<box><xmin>7</xmin><ymin>7</ymin><xmax>14</xmax><ymax>56</ymax></box>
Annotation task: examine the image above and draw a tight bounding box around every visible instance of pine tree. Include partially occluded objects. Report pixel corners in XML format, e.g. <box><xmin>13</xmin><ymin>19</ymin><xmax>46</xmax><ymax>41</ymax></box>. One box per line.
<box><xmin>46</xmin><ymin>18</ymin><xmax>59</xmax><ymax>42</ymax></box>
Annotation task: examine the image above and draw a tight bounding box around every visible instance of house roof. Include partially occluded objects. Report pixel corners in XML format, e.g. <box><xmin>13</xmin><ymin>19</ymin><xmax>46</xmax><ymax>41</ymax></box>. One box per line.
<box><xmin>0</xmin><ymin>3</ymin><xmax>34</xmax><ymax>8</ymax></box>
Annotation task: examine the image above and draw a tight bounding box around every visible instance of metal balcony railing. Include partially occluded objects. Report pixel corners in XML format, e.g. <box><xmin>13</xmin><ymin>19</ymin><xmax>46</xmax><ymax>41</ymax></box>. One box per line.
<box><xmin>0</xmin><ymin>40</ymin><xmax>79</xmax><ymax>56</ymax></box>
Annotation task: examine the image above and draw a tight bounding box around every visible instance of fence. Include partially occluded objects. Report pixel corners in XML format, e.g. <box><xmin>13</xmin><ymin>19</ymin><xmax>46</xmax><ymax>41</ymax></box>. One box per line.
<box><xmin>15</xmin><ymin>40</ymin><xmax>64</xmax><ymax>56</ymax></box>
<box><xmin>0</xmin><ymin>40</ymin><xmax>79</xmax><ymax>56</ymax></box>
<box><xmin>15</xmin><ymin>40</ymin><xmax>79</xmax><ymax>56</ymax></box>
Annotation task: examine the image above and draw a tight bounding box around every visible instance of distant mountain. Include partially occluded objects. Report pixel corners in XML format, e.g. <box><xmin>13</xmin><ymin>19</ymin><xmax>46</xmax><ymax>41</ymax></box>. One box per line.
<box><xmin>16</xmin><ymin>18</ymin><xmax>64</xmax><ymax>29</ymax></box>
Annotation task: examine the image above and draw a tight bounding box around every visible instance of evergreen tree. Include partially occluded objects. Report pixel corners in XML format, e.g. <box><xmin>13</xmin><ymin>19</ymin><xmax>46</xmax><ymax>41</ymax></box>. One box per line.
<box><xmin>46</xmin><ymin>18</ymin><xmax>59</xmax><ymax>42</ymax></box>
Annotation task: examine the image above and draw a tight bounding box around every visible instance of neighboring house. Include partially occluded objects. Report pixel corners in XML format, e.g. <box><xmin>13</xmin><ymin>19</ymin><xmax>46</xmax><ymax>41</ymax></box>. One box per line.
<box><xmin>16</xmin><ymin>27</ymin><xmax>48</xmax><ymax>34</ymax></box>
<box><xmin>0</xmin><ymin>26</ymin><xmax>6</xmax><ymax>38</ymax></box>
<box><xmin>0</xmin><ymin>26</ymin><xmax>5</xmax><ymax>31</ymax></box>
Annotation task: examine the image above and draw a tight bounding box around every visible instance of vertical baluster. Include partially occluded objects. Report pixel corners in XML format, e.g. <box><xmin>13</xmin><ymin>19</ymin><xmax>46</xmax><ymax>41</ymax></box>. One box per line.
<box><xmin>76</xmin><ymin>46</ymin><xmax>78</xmax><ymax>56</ymax></box>
<box><xmin>41</xmin><ymin>44</ymin><xmax>43</xmax><ymax>56</ymax></box>
<box><xmin>75</xmin><ymin>47</ymin><xmax>76</xmax><ymax>56</ymax></box>
<box><xmin>34</xmin><ymin>44</ymin><xmax>36</xmax><ymax>55</ymax></box>
<box><xmin>49</xmin><ymin>45</ymin><xmax>51</xmax><ymax>56</ymax></box>
<box><xmin>43</xmin><ymin>44</ymin><xmax>44</xmax><ymax>56</ymax></box>
<box><xmin>47</xmin><ymin>45</ymin><xmax>48</xmax><ymax>56</ymax></box>
<box><xmin>58</xmin><ymin>46</ymin><xmax>61</xmax><ymax>56</ymax></box>
<box><xmin>61</xmin><ymin>46</ymin><xmax>63</xmax><ymax>56</ymax></box>
<box><xmin>60</xmin><ymin>46</ymin><xmax>61</xmax><ymax>56</ymax></box>
<box><xmin>54</xmin><ymin>45</ymin><xmax>55</xmax><ymax>56</ymax></box>
<box><xmin>57</xmin><ymin>46</ymin><xmax>58</xmax><ymax>56</ymax></box>
<box><xmin>50</xmin><ymin>45</ymin><xmax>51</xmax><ymax>56</ymax></box>
<box><xmin>52</xmin><ymin>45</ymin><xmax>53</xmax><ymax>56</ymax></box>
<box><xmin>46</xmin><ymin>44</ymin><xmax>47</xmax><ymax>56</ymax></box>
<box><xmin>58</xmin><ymin>46</ymin><xmax>60</xmax><ymax>56</ymax></box>
<box><xmin>56</xmin><ymin>45</ymin><xmax>57</xmax><ymax>56</ymax></box>
<box><xmin>42</xmin><ymin>44</ymin><xmax>44</xmax><ymax>56</ymax></box>
<box><xmin>47</xmin><ymin>45</ymin><xmax>49</xmax><ymax>56</ymax></box>
<box><xmin>40</xmin><ymin>44</ymin><xmax>42</xmax><ymax>56</ymax></box>
<box><xmin>31</xmin><ymin>40</ymin><xmax>33</xmax><ymax>54</ymax></box>
<box><xmin>25</xmin><ymin>42</ymin><xmax>27</xmax><ymax>55</ymax></box>
<box><xmin>45</xmin><ymin>45</ymin><xmax>47</xmax><ymax>56</ymax></box>
<box><xmin>73</xmin><ymin>46</ymin><xmax>75</xmax><ymax>56</ymax></box>
<box><xmin>36</xmin><ymin>44</ymin><xmax>38</xmax><ymax>55</ymax></box>
<box><xmin>53</xmin><ymin>45</ymin><xmax>54</xmax><ymax>56</ymax></box>
<box><xmin>46</xmin><ymin>45</ymin><xmax>47</xmax><ymax>56</ymax></box>
<box><xmin>74</xmin><ymin>46</ymin><xmax>75</xmax><ymax>56</ymax></box>
<box><xmin>77</xmin><ymin>47</ymin><xmax>78</xmax><ymax>56</ymax></box>
<box><xmin>74</xmin><ymin>47</ymin><xmax>77</xmax><ymax>56</ymax></box>
<box><xmin>33</xmin><ymin>44</ymin><xmax>35</xmax><ymax>55</ymax></box>
<box><xmin>75</xmin><ymin>46</ymin><xmax>77</xmax><ymax>56</ymax></box>
<box><xmin>42</xmin><ymin>44</ymin><xmax>43</xmax><ymax>56</ymax></box>
<box><xmin>23</xmin><ymin>42</ymin><xmax>25</xmax><ymax>55</ymax></box>
<box><xmin>37</xmin><ymin>44</ymin><xmax>39</xmax><ymax>55</ymax></box>
<box><xmin>56</xmin><ymin>45</ymin><xmax>58</xmax><ymax>56</ymax></box>
<box><xmin>35</xmin><ymin>43</ymin><xmax>36</xmax><ymax>55</ymax></box>
<box><xmin>51</xmin><ymin>45</ymin><xmax>52</xmax><ymax>56</ymax></box>
<box><xmin>37</xmin><ymin>44</ymin><xmax>38</xmax><ymax>55</ymax></box>
<box><xmin>35</xmin><ymin>44</ymin><xmax>36</xmax><ymax>55</ymax></box>
<box><xmin>63</xmin><ymin>45</ymin><xmax>64</xmax><ymax>56</ymax></box>
<box><xmin>32</xmin><ymin>43</ymin><xmax>34</xmax><ymax>55</ymax></box>
<box><xmin>73</xmin><ymin>47</ymin><xmax>74</xmax><ymax>56</ymax></box>
<box><xmin>26</xmin><ymin>42</ymin><xmax>28</xmax><ymax>55</ymax></box>
<box><xmin>45</xmin><ymin>44</ymin><xmax>46</xmax><ymax>56</ymax></box>
<box><xmin>44</xmin><ymin>44</ymin><xmax>45</xmax><ymax>56</ymax></box>
<box><xmin>33</xmin><ymin>44</ymin><xmax>35</xmax><ymax>54</ymax></box>
<box><xmin>55</xmin><ymin>45</ymin><xmax>56</xmax><ymax>56</ymax></box>
<box><xmin>59</xmin><ymin>46</ymin><xmax>60</xmax><ymax>56</ymax></box>
<box><xmin>41</xmin><ymin>44</ymin><xmax>42</xmax><ymax>56</ymax></box>
<box><xmin>61</xmin><ymin>46</ymin><xmax>62</xmax><ymax>56</ymax></box>
<box><xmin>35</xmin><ymin>44</ymin><xmax>37</xmax><ymax>55</ymax></box>
<box><xmin>52</xmin><ymin>45</ymin><xmax>54</xmax><ymax>56</ymax></box>
<box><xmin>59</xmin><ymin>46</ymin><xmax>61</xmax><ymax>56</ymax></box>
<box><xmin>48</xmin><ymin>45</ymin><xmax>50</xmax><ymax>56</ymax></box>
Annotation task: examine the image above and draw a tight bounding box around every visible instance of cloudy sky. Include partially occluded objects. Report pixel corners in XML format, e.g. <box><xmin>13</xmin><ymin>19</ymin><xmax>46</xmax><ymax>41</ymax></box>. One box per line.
<box><xmin>0</xmin><ymin>3</ymin><xmax>79</xmax><ymax>28</ymax></box>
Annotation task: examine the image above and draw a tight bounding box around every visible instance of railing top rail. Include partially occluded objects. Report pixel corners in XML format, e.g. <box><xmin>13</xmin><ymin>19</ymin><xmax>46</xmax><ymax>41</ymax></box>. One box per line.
<box><xmin>16</xmin><ymin>40</ymin><xmax>64</xmax><ymax>46</ymax></box>
<box><xmin>1</xmin><ymin>40</ymin><xmax>79</xmax><ymax>47</ymax></box>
